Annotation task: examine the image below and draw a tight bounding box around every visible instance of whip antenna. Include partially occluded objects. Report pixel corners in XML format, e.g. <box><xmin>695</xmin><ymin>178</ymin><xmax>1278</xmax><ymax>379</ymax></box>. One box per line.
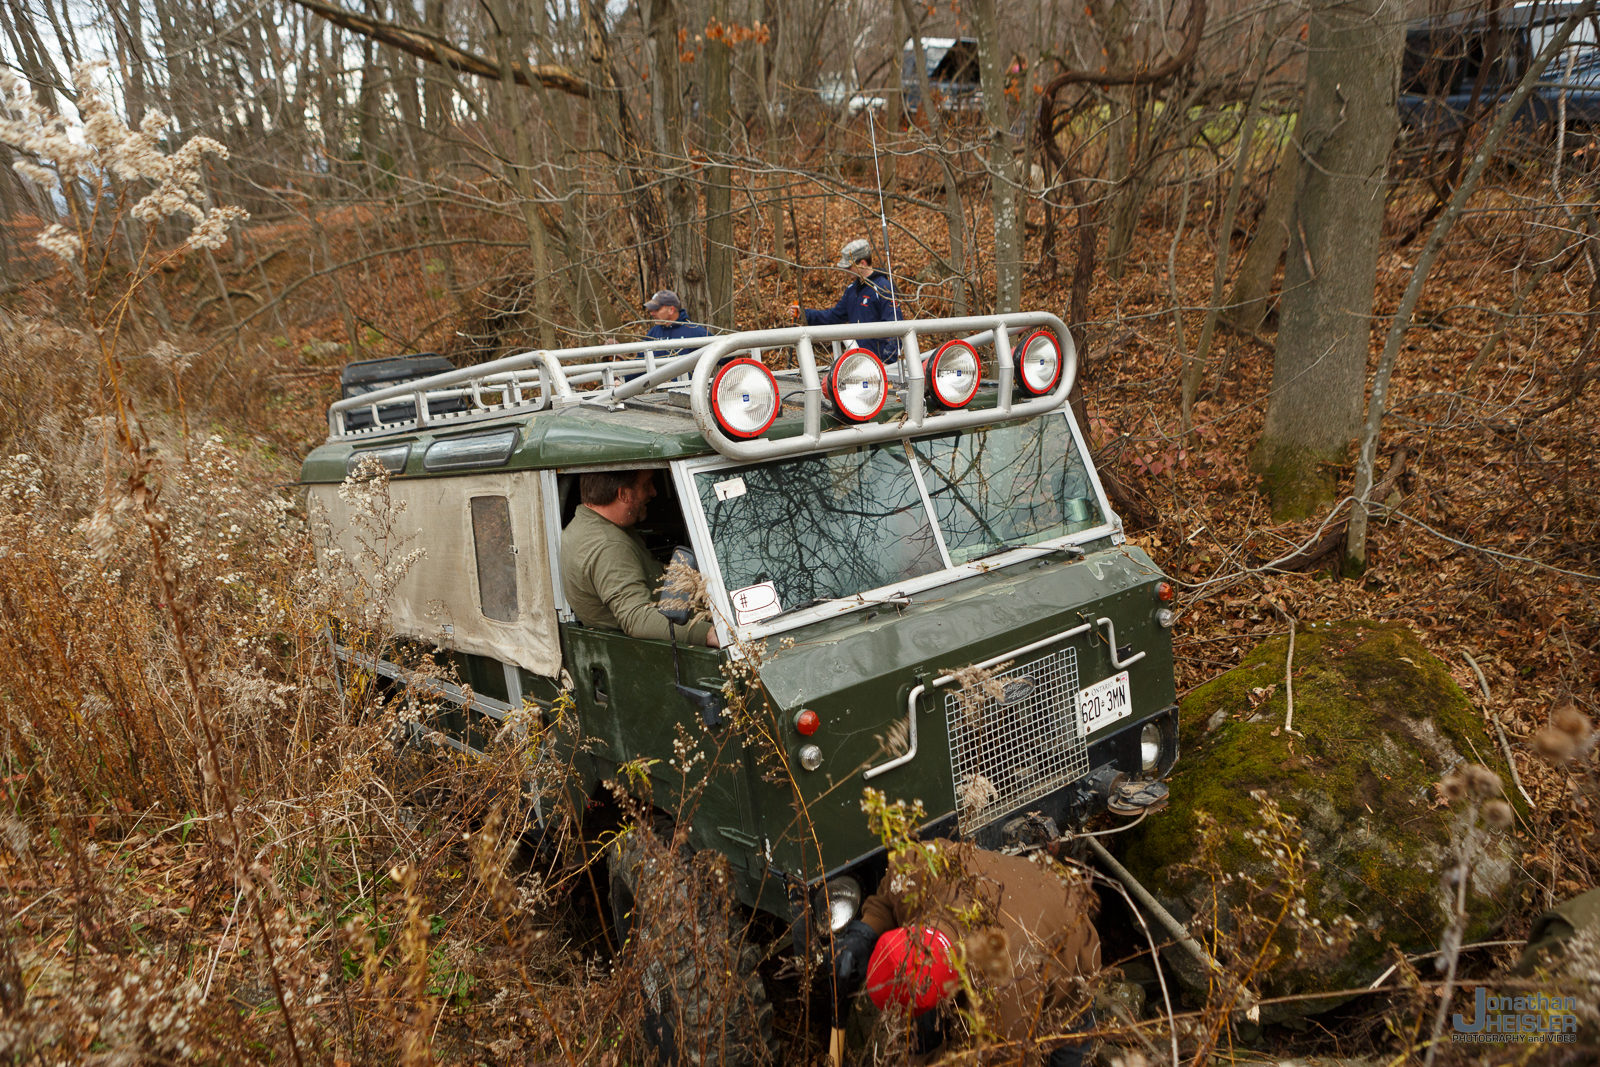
<box><xmin>865</xmin><ymin>103</ymin><xmax>896</xmax><ymax>302</ymax></box>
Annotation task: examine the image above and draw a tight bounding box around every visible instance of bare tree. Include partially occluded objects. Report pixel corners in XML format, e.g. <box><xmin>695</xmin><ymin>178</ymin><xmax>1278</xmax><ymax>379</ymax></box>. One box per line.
<box><xmin>1252</xmin><ymin>0</ymin><xmax>1405</xmax><ymax>520</ymax></box>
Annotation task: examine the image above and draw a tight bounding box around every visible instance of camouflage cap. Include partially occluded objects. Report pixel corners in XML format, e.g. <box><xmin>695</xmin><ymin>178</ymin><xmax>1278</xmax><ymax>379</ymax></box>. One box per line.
<box><xmin>836</xmin><ymin>238</ymin><xmax>872</xmax><ymax>268</ymax></box>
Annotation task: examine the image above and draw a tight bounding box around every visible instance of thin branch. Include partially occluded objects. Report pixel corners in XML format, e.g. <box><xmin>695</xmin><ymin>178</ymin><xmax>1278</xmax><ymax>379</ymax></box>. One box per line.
<box><xmin>286</xmin><ymin>0</ymin><xmax>589</xmax><ymax>97</ymax></box>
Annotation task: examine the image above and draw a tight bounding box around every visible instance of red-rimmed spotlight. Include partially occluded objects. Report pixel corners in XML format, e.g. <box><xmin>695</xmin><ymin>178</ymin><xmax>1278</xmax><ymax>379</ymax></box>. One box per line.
<box><xmin>924</xmin><ymin>339</ymin><xmax>981</xmax><ymax>410</ymax></box>
<box><xmin>1015</xmin><ymin>329</ymin><xmax>1063</xmax><ymax>397</ymax></box>
<box><xmin>824</xmin><ymin>347</ymin><xmax>889</xmax><ymax>423</ymax></box>
<box><xmin>710</xmin><ymin>358</ymin><xmax>780</xmax><ymax>439</ymax></box>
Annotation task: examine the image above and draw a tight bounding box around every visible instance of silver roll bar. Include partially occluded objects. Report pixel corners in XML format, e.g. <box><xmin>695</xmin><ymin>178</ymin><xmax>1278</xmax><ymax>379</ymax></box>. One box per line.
<box><xmin>321</xmin><ymin>314</ymin><xmax>1076</xmax><ymax>458</ymax></box>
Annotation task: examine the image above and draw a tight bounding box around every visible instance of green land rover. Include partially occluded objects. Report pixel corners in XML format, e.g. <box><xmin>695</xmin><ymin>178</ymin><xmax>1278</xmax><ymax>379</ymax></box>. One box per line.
<box><xmin>302</xmin><ymin>312</ymin><xmax>1178</xmax><ymax>1060</ymax></box>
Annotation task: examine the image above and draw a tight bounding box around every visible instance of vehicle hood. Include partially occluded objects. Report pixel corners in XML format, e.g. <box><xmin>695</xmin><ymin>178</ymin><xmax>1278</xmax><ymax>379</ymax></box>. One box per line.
<box><xmin>755</xmin><ymin>544</ymin><xmax>1164</xmax><ymax>710</ymax></box>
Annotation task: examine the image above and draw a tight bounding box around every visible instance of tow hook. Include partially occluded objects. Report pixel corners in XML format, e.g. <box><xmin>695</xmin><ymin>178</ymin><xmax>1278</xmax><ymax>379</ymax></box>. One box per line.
<box><xmin>1083</xmin><ymin>764</ymin><xmax>1171</xmax><ymax>815</ymax></box>
<box><xmin>1084</xmin><ymin>763</ymin><xmax>1126</xmax><ymax>801</ymax></box>
<box><xmin>1108</xmin><ymin>779</ymin><xmax>1170</xmax><ymax>815</ymax></box>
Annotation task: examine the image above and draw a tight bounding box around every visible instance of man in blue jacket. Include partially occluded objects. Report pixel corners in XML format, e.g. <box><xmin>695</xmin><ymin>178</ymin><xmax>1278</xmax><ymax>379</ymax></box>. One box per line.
<box><xmin>792</xmin><ymin>239</ymin><xmax>902</xmax><ymax>363</ymax></box>
<box><xmin>643</xmin><ymin>289</ymin><xmax>709</xmax><ymax>357</ymax></box>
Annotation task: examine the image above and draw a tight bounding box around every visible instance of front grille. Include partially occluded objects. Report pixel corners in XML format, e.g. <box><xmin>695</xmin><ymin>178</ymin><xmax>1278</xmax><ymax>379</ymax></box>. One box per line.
<box><xmin>944</xmin><ymin>647</ymin><xmax>1087</xmax><ymax>834</ymax></box>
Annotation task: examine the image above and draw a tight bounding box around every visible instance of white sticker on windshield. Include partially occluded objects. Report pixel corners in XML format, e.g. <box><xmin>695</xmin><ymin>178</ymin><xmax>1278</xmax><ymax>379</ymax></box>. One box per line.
<box><xmin>730</xmin><ymin>581</ymin><xmax>782</xmax><ymax>625</ymax></box>
<box><xmin>713</xmin><ymin>476</ymin><xmax>747</xmax><ymax>502</ymax></box>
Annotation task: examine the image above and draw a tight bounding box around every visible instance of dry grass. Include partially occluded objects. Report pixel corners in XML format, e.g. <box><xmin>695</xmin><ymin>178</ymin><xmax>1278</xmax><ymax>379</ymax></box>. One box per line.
<box><xmin>0</xmin><ymin>314</ymin><xmax>636</xmax><ymax>1065</ymax></box>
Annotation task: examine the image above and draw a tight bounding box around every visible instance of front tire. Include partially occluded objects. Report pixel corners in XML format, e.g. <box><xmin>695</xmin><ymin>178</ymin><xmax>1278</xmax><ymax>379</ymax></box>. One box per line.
<box><xmin>608</xmin><ymin>825</ymin><xmax>778</xmax><ymax>1066</ymax></box>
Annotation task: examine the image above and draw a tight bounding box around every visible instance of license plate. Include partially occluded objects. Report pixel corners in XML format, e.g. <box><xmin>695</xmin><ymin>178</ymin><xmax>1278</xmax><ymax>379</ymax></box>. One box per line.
<box><xmin>1078</xmin><ymin>671</ymin><xmax>1132</xmax><ymax>735</ymax></box>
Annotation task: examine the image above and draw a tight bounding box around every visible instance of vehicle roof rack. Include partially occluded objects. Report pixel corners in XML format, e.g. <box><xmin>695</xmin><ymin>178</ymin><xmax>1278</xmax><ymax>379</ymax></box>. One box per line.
<box><xmin>325</xmin><ymin>312</ymin><xmax>1077</xmax><ymax>461</ymax></box>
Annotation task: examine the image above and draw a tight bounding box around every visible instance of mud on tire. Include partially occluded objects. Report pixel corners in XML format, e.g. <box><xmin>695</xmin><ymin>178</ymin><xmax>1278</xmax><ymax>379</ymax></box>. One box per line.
<box><xmin>609</xmin><ymin>826</ymin><xmax>778</xmax><ymax>1066</ymax></box>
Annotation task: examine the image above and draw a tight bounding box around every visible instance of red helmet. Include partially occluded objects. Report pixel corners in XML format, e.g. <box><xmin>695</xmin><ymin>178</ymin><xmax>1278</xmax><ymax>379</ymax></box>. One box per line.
<box><xmin>864</xmin><ymin>926</ymin><xmax>959</xmax><ymax>1013</ymax></box>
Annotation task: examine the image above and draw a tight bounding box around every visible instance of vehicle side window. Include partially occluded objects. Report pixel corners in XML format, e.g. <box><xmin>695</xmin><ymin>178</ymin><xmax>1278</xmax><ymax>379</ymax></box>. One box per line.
<box><xmin>470</xmin><ymin>495</ymin><xmax>519</xmax><ymax>622</ymax></box>
<box><xmin>558</xmin><ymin>470</ymin><xmax>690</xmax><ymax>565</ymax></box>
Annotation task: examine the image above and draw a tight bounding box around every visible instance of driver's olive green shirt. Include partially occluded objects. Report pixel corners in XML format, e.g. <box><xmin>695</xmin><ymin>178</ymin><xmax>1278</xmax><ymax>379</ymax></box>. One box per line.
<box><xmin>560</xmin><ymin>505</ymin><xmax>714</xmax><ymax>645</ymax></box>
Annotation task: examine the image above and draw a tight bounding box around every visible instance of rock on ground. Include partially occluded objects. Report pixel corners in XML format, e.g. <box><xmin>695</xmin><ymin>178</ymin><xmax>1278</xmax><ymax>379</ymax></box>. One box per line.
<box><xmin>1114</xmin><ymin>619</ymin><xmax>1521</xmax><ymax>1020</ymax></box>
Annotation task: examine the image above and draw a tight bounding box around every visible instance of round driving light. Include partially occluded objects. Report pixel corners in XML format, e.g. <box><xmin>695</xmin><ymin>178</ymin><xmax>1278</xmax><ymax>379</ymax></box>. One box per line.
<box><xmin>710</xmin><ymin>357</ymin><xmax>779</xmax><ymax>439</ymax></box>
<box><xmin>825</xmin><ymin>347</ymin><xmax>888</xmax><ymax>423</ymax></box>
<box><xmin>794</xmin><ymin>708</ymin><xmax>821</xmax><ymax>736</ymax></box>
<box><xmin>1155</xmin><ymin>606</ymin><xmax>1177</xmax><ymax>629</ymax></box>
<box><xmin>1015</xmin><ymin>330</ymin><xmax>1063</xmax><ymax>396</ymax></box>
<box><xmin>1140</xmin><ymin>722</ymin><xmax>1162</xmax><ymax>774</ymax></box>
<box><xmin>798</xmin><ymin>744</ymin><xmax>824</xmax><ymax>771</ymax></box>
<box><xmin>924</xmin><ymin>339</ymin><xmax>981</xmax><ymax>409</ymax></box>
<box><xmin>813</xmin><ymin>875</ymin><xmax>863</xmax><ymax>933</ymax></box>
<box><xmin>1155</xmin><ymin>581</ymin><xmax>1175</xmax><ymax>602</ymax></box>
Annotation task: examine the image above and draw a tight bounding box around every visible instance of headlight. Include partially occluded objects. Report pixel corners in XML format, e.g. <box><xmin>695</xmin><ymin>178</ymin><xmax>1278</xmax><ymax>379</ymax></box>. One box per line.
<box><xmin>813</xmin><ymin>876</ymin><xmax>862</xmax><ymax>933</ymax></box>
<box><xmin>1140</xmin><ymin>722</ymin><xmax>1162</xmax><ymax>775</ymax></box>
<box><xmin>1155</xmin><ymin>607</ymin><xmax>1177</xmax><ymax>628</ymax></box>
<box><xmin>826</xmin><ymin>348</ymin><xmax>888</xmax><ymax>422</ymax></box>
<box><xmin>1015</xmin><ymin>330</ymin><xmax>1062</xmax><ymax>396</ymax></box>
<box><xmin>716</xmin><ymin>358</ymin><xmax>784</xmax><ymax>438</ymax></box>
<box><xmin>798</xmin><ymin>744</ymin><xmax>823</xmax><ymax>771</ymax></box>
<box><xmin>710</xmin><ymin>358</ymin><xmax>780</xmax><ymax>439</ymax></box>
<box><xmin>924</xmin><ymin>339</ymin><xmax>981</xmax><ymax>409</ymax></box>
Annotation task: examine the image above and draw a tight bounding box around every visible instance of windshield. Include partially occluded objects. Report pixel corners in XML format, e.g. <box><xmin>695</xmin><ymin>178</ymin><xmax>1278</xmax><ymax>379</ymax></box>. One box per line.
<box><xmin>694</xmin><ymin>443</ymin><xmax>943</xmax><ymax>620</ymax></box>
<box><xmin>910</xmin><ymin>416</ymin><xmax>1103</xmax><ymax>564</ymax></box>
<box><xmin>691</xmin><ymin>414</ymin><xmax>1105</xmax><ymax>625</ymax></box>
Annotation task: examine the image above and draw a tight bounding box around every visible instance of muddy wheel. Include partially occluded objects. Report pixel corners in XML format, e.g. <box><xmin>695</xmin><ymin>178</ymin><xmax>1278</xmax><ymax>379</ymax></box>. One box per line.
<box><xmin>609</xmin><ymin>825</ymin><xmax>778</xmax><ymax>1066</ymax></box>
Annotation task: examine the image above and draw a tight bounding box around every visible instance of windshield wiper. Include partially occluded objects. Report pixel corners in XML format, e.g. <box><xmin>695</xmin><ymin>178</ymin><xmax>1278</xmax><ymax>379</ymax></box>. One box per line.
<box><xmin>766</xmin><ymin>597</ymin><xmax>832</xmax><ymax>621</ymax></box>
<box><xmin>767</xmin><ymin>591</ymin><xmax>914</xmax><ymax>622</ymax></box>
<box><xmin>969</xmin><ymin>542</ymin><xmax>1031</xmax><ymax>562</ymax></box>
<box><xmin>968</xmin><ymin>541</ymin><xmax>1086</xmax><ymax>564</ymax></box>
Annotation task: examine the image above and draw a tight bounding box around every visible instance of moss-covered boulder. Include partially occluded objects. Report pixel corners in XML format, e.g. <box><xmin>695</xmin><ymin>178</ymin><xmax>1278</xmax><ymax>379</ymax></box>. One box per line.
<box><xmin>1116</xmin><ymin>620</ymin><xmax>1520</xmax><ymax>1017</ymax></box>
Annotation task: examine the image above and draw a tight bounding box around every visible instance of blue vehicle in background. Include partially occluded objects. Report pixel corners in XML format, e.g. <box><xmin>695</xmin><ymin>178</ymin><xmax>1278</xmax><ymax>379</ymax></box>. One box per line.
<box><xmin>1400</xmin><ymin>1</ymin><xmax>1600</xmax><ymax>133</ymax></box>
<box><xmin>902</xmin><ymin>37</ymin><xmax>982</xmax><ymax>115</ymax></box>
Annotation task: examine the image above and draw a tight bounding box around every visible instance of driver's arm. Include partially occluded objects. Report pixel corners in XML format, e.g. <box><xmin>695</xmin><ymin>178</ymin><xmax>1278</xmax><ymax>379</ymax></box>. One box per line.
<box><xmin>592</xmin><ymin>535</ymin><xmax>716</xmax><ymax>645</ymax></box>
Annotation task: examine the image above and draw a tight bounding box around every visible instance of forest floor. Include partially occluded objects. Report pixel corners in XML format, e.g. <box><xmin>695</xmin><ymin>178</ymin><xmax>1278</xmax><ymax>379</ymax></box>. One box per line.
<box><xmin>0</xmin><ymin>166</ymin><xmax>1595</xmax><ymax>1066</ymax></box>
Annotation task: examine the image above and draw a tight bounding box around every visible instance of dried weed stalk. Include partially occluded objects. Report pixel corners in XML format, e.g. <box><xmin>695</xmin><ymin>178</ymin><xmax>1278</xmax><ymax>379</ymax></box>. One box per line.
<box><xmin>1423</xmin><ymin>763</ymin><xmax>1512</xmax><ymax>1067</ymax></box>
<box><xmin>1177</xmin><ymin>791</ymin><xmax>1358</xmax><ymax>1063</ymax></box>
<box><xmin>659</xmin><ymin>555</ymin><xmax>713</xmax><ymax>625</ymax></box>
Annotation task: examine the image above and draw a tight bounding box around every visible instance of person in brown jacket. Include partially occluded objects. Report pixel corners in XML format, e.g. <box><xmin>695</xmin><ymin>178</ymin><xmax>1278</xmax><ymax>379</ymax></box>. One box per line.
<box><xmin>832</xmin><ymin>840</ymin><xmax>1100</xmax><ymax>1066</ymax></box>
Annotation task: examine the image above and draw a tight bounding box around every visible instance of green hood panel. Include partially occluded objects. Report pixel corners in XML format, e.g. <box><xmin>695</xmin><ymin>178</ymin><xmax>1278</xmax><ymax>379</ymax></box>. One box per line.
<box><xmin>756</xmin><ymin>545</ymin><xmax>1165</xmax><ymax>710</ymax></box>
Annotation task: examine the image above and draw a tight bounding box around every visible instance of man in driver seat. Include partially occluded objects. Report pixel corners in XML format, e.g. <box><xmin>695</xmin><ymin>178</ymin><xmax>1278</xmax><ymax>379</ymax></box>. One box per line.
<box><xmin>561</xmin><ymin>470</ymin><xmax>720</xmax><ymax>646</ymax></box>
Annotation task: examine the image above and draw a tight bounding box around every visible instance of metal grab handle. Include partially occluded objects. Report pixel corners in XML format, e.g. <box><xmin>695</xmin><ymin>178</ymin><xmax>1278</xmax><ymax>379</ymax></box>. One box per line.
<box><xmin>863</xmin><ymin>682</ymin><xmax>928</xmax><ymax>781</ymax></box>
<box><xmin>862</xmin><ymin>622</ymin><xmax>1094</xmax><ymax>780</ymax></box>
<box><xmin>1096</xmin><ymin>617</ymin><xmax>1146</xmax><ymax>669</ymax></box>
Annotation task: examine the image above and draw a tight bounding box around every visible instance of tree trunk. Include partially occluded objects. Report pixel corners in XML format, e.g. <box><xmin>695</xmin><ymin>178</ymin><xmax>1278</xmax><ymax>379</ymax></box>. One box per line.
<box><xmin>885</xmin><ymin>0</ymin><xmax>902</xmax><ymax>194</ymax></box>
<box><xmin>1220</xmin><ymin>129</ymin><xmax>1299</xmax><ymax>340</ymax></box>
<box><xmin>754</xmin><ymin>19</ymin><xmax>795</xmax><ymax>311</ymax></box>
<box><xmin>356</xmin><ymin>41</ymin><xmax>382</xmax><ymax>189</ymax></box>
<box><xmin>1187</xmin><ymin>6</ymin><xmax>1281</xmax><ymax>416</ymax></box>
<box><xmin>110</xmin><ymin>0</ymin><xmax>150</xmax><ymax>129</ymax></box>
<box><xmin>487</xmin><ymin>0</ymin><xmax>559</xmax><ymax>349</ymax></box>
<box><xmin>897</xmin><ymin>0</ymin><xmax>966</xmax><ymax>313</ymax></box>
<box><xmin>642</xmin><ymin>0</ymin><xmax>709</xmax><ymax>314</ymax></box>
<box><xmin>975</xmin><ymin>0</ymin><xmax>1020</xmax><ymax>313</ymax></box>
<box><xmin>1095</xmin><ymin>0</ymin><xmax>1136</xmax><ymax>279</ymax></box>
<box><xmin>702</xmin><ymin>0</ymin><xmax>735</xmax><ymax>330</ymax></box>
<box><xmin>1252</xmin><ymin>0</ymin><xmax>1403</xmax><ymax>520</ymax></box>
<box><xmin>581</xmin><ymin>0</ymin><xmax>670</xmax><ymax>290</ymax></box>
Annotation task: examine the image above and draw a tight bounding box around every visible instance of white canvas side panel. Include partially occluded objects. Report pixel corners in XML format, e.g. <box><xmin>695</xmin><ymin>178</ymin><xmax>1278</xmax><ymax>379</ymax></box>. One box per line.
<box><xmin>307</xmin><ymin>474</ymin><xmax>561</xmax><ymax>679</ymax></box>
